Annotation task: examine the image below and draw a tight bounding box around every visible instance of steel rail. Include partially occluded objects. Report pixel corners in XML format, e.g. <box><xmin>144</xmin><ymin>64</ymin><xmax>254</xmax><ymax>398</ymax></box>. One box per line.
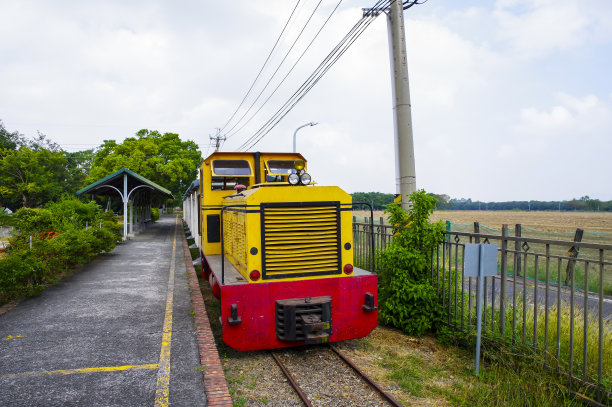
<box><xmin>329</xmin><ymin>345</ymin><xmax>404</xmax><ymax>407</ymax></box>
<box><xmin>272</xmin><ymin>345</ymin><xmax>404</xmax><ymax>407</ymax></box>
<box><xmin>270</xmin><ymin>352</ymin><xmax>313</xmax><ymax>407</ymax></box>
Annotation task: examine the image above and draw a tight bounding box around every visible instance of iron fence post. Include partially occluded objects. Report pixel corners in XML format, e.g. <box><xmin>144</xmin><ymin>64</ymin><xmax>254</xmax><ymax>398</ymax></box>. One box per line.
<box><xmin>564</xmin><ymin>228</ymin><xmax>584</xmax><ymax>286</ymax></box>
<box><xmin>515</xmin><ymin>224</ymin><xmax>522</xmax><ymax>277</ymax></box>
<box><xmin>500</xmin><ymin>224</ymin><xmax>508</xmax><ymax>335</ymax></box>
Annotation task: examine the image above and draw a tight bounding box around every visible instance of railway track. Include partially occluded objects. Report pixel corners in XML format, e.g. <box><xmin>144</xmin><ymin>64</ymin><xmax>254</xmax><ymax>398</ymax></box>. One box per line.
<box><xmin>271</xmin><ymin>345</ymin><xmax>403</xmax><ymax>407</ymax></box>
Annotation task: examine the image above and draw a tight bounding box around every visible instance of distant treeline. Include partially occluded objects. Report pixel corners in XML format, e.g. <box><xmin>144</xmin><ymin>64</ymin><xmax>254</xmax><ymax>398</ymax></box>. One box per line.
<box><xmin>351</xmin><ymin>192</ymin><xmax>612</xmax><ymax>212</ymax></box>
<box><xmin>351</xmin><ymin>192</ymin><xmax>396</xmax><ymax>210</ymax></box>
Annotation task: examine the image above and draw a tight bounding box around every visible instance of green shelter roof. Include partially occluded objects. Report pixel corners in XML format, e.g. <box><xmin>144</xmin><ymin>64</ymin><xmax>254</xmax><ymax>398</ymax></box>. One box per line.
<box><xmin>76</xmin><ymin>168</ymin><xmax>173</xmax><ymax>199</ymax></box>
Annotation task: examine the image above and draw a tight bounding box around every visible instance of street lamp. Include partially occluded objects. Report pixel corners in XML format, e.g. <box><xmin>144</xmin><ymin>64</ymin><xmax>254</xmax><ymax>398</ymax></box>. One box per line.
<box><xmin>293</xmin><ymin>122</ymin><xmax>318</xmax><ymax>153</ymax></box>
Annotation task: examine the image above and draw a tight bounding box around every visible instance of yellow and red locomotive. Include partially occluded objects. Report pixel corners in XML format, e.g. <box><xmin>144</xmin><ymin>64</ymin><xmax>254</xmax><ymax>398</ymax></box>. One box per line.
<box><xmin>195</xmin><ymin>151</ymin><xmax>377</xmax><ymax>351</ymax></box>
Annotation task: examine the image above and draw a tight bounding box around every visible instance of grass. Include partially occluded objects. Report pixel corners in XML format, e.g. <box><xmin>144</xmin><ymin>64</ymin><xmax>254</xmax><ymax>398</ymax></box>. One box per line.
<box><xmin>435</xmin><ymin>241</ymin><xmax>612</xmax><ymax>296</ymax></box>
<box><xmin>338</xmin><ymin>325</ymin><xmax>581</xmax><ymax>406</ymax></box>
<box><xmin>437</xmin><ymin>268</ymin><xmax>612</xmax><ymax>403</ymax></box>
<box><xmin>189</xmin><ymin>247</ymin><xmax>199</xmax><ymax>260</ymax></box>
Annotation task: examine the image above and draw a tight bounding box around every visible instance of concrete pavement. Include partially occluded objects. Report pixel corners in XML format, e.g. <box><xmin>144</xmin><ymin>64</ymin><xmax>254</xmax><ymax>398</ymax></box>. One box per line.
<box><xmin>0</xmin><ymin>215</ymin><xmax>207</xmax><ymax>406</ymax></box>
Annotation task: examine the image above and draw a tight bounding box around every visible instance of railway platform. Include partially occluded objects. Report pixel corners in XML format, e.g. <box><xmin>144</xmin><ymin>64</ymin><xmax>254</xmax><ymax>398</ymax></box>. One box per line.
<box><xmin>0</xmin><ymin>215</ymin><xmax>226</xmax><ymax>406</ymax></box>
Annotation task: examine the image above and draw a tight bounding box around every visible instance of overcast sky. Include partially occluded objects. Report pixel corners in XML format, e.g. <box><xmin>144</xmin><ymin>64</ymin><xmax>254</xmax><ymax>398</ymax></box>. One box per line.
<box><xmin>1</xmin><ymin>0</ymin><xmax>611</xmax><ymax>201</ymax></box>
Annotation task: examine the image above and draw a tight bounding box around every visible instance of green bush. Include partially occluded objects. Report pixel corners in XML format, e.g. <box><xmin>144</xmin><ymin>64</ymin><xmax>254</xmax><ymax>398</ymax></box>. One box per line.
<box><xmin>0</xmin><ymin>197</ymin><xmax>121</xmax><ymax>305</ymax></box>
<box><xmin>45</xmin><ymin>197</ymin><xmax>100</xmax><ymax>229</ymax></box>
<box><xmin>0</xmin><ymin>251</ymin><xmax>48</xmax><ymax>302</ymax></box>
<box><xmin>151</xmin><ymin>208</ymin><xmax>160</xmax><ymax>222</ymax></box>
<box><xmin>12</xmin><ymin>208</ymin><xmax>54</xmax><ymax>236</ymax></box>
<box><xmin>377</xmin><ymin>190</ymin><xmax>445</xmax><ymax>336</ymax></box>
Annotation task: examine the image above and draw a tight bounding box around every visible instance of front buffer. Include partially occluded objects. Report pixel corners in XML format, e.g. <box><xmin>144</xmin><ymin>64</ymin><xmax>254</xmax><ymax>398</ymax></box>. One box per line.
<box><xmin>217</xmin><ymin>273</ymin><xmax>378</xmax><ymax>351</ymax></box>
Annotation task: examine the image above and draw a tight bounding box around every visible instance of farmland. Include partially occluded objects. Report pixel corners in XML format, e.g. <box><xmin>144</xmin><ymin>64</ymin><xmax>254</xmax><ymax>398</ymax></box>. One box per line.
<box><xmin>431</xmin><ymin>210</ymin><xmax>612</xmax><ymax>233</ymax></box>
<box><xmin>355</xmin><ymin>209</ymin><xmax>612</xmax><ymax>234</ymax></box>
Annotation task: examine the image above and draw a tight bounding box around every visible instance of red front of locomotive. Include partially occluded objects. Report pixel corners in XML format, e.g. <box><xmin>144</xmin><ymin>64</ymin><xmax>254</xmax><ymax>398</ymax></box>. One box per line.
<box><xmin>209</xmin><ymin>266</ymin><xmax>378</xmax><ymax>351</ymax></box>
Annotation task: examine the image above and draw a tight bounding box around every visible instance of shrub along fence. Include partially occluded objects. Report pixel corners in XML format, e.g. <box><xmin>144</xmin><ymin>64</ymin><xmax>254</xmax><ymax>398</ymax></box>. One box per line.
<box><xmin>353</xmin><ymin>218</ymin><xmax>611</xmax><ymax>405</ymax></box>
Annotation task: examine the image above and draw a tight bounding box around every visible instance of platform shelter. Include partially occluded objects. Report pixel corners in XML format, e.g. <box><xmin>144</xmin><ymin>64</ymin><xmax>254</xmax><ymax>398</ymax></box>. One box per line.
<box><xmin>77</xmin><ymin>168</ymin><xmax>174</xmax><ymax>239</ymax></box>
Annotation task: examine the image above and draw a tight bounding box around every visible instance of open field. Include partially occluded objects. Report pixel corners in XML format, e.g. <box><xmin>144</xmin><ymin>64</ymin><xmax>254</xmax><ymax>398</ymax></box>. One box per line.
<box><xmin>432</xmin><ymin>210</ymin><xmax>612</xmax><ymax>233</ymax></box>
<box><xmin>354</xmin><ymin>210</ymin><xmax>612</xmax><ymax>234</ymax></box>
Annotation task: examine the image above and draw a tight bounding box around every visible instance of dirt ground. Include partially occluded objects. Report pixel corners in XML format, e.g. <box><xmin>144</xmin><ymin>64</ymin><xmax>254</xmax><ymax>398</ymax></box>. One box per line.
<box><xmin>354</xmin><ymin>210</ymin><xmax>612</xmax><ymax>233</ymax></box>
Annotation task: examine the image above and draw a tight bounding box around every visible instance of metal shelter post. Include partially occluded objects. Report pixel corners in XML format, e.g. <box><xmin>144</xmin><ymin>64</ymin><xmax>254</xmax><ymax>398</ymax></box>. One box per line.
<box><xmin>123</xmin><ymin>173</ymin><xmax>128</xmax><ymax>238</ymax></box>
<box><xmin>129</xmin><ymin>200</ymin><xmax>134</xmax><ymax>235</ymax></box>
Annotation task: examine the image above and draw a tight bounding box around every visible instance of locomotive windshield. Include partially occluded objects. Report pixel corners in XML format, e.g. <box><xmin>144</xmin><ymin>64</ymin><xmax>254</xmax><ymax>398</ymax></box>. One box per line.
<box><xmin>212</xmin><ymin>160</ymin><xmax>251</xmax><ymax>176</ymax></box>
<box><xmin>266</xmin><ymin>160</ymin><xmax>298</xmax><ymax>175</ymax></box>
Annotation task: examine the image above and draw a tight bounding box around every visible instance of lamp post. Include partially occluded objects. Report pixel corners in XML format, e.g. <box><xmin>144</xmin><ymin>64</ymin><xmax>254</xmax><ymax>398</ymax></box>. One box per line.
<box><xmin>293</xmin><ymin>122</ymin><xmax>318</xmax><ymax>153</ymax></box>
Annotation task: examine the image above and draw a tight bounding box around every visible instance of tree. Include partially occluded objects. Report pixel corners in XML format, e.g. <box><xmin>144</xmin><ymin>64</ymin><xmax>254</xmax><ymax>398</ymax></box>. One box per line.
<box><xmin>431</xmin><ymin>193</ymin><xmax>451</xmax><ymax>209</ymax></box>
<box><xmin>0</xmin><ymin>120</ymin><xmax>25</xmax><ymax>154</ymax></box>
<box><xmin>64</xmin><ymin>149</ymin><xmax>94</xmax><ymax>190</ymax></box>
<box><xmin>0</xmin><ymin>145</ymin><xmax>68</xmax><ymax>209</ymax></box>
<box><xmin>86</xmin><ymin>130</ymin><xmax>202</xmax><ymax>203</ymax></box>
<box><xmin>0</xmin><ymin>125</ymin><xmax>93</xmax><ymax>209</ymax></box>
<box><xmin>350</xmin><ymin>192</ymin><xmax>395</xmax><ymax>210</ymax></box>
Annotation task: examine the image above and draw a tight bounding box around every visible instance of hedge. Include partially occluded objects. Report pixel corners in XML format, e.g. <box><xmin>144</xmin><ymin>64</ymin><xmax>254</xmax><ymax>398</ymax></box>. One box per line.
<box><xmin>0</xmin><ymin>198</ymin><xmax>122</xmax><ymax>305</ymax></box>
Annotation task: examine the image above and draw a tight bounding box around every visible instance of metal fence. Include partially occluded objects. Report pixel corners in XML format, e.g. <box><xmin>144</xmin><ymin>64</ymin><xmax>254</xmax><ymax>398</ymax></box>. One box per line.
<box><xmin>352</xmin><ymin>217</ymin><xmax>393</xmax><ymax>272</ymax></box>
<box><xmin>353</xmin><ymin>219</ymin><xmax>611</xmax><ymax>405</ymax></box>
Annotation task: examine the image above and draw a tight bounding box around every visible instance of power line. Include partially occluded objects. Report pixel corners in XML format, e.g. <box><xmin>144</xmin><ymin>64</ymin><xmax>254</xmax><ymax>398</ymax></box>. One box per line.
<box><xmin>223</xmin><ymin>0</ymin><xmax>325</xmax><ymax>138</ymax></box>
<box><xmin>219</xmin><ymin>1</ymin><xmax>302</xmax><ymax>133</ymax></box>
<box><xmin>237</xmin><ymin>0</ymin><xmax>390</xmax><ymax>150</ymax></box>
<box><xmin>225</xmin><ymin>0</ymin><xmax>344</xmax><ymax>141</ymax></box>
<box><xmin>237</xmin><ymin>0</ymin><xmax>392</xmax><ymax>151</ymax></box>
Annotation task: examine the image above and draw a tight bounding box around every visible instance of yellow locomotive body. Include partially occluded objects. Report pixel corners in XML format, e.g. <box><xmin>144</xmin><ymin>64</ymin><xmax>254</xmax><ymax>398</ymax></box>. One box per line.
<box><xmin>197</xmin><ymin>151</ymin><xmax>378</xmax><ymax>350</ymax></box>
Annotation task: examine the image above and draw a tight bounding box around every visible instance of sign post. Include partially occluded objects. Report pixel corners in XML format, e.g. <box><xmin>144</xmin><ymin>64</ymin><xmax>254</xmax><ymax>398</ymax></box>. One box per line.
<box><xmin>464</xmin><ymin>243</ymin><xmax>498</xmax><ymax>375</ymax></box>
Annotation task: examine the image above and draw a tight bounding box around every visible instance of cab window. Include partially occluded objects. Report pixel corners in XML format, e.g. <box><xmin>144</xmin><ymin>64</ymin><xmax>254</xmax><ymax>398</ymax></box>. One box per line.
<box><xmin>266</xmin><ymin>160</ymin><xmax>297</xmax><ymax>175</ymax></box>
<box><xmin>212</xmin><ymin>160</ymin><xmax>251</xmax><ymax>176</ymax></box>
<box><xmin>211</xmin><ymin>177</ymin><xmax>250</xmax><ymax>191</ymax></box>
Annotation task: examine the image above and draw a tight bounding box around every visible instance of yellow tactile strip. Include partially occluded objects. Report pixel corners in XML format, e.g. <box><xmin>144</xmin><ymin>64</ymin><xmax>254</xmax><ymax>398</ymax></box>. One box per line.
<box><xmin>154</xmin><ymin>217</ymin><xmax>178</xmax><ymax>406</ymax></box>
<box><xmin>182</xmin><ymin>233</ymin><xmax>233</xmax><ymax>407</ymax></box>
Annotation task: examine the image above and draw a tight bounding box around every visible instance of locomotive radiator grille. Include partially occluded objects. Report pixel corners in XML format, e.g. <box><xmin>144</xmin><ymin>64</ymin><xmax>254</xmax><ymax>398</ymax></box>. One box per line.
<box><xmin>262</xmin><ymin>203</ymin><xmax>341</xmax><ymax>279</ymax></box>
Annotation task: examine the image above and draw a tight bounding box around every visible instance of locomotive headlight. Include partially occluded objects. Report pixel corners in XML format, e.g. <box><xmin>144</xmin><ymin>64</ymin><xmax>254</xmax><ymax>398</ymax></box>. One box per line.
<box><xmin>288</xmin><ymin>173</ymin><xmax>300</xmax><ymax>185</ymax></box>
<box><xmin>294</xmin><ymin>159</ymin><xmax>305</xmax><ymax>171</ymax></box>
<box><xmin>300</xmin><ymin>173</ymin><xmax>312</xmax><ymax>185</ymax></box>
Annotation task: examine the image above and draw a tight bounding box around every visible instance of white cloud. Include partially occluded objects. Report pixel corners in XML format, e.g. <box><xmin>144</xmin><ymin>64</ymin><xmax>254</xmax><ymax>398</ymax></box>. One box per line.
<box><xmin>516</xmin><ymin>93</ymin><xmax>611</xmax><ymax>137</ymax></box>
<box><xmin>494</xmin><ymin>0</ymin><xmax>612</xmax><ymax>58</ymax></box>
<box><xmin>0</xmin><ymin>0</ymin><xmax>611</xmax><ymax>201</ymax></box>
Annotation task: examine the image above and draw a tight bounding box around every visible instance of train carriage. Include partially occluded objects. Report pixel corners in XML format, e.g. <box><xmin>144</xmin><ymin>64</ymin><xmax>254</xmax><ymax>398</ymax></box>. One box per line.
<box><xmin>195</xmin><ymin>151</ymin><xmax>377</xmax><ymax>351</ymax></box>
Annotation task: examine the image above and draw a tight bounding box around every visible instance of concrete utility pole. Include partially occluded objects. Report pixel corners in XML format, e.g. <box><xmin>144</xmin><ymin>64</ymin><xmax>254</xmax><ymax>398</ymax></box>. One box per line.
<box><xmin>387</xmin><ymin>0</ymin><xmax>416</xmax><ymax>209</ymax></box>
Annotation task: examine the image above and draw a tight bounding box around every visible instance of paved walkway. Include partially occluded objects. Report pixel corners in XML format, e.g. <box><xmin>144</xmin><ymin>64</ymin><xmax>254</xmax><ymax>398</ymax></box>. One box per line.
<box><xmin>0</xmin><ymin>215</ymin><xmax>207</xmax><ymax>406</ymax></box>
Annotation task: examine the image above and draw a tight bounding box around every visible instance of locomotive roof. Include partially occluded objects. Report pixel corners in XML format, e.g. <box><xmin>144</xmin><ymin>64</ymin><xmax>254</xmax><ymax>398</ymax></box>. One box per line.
<box><xmin>203</xmin><ymin>151</ymin><xmax>306</xmax><ymax>162</ymax></box>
